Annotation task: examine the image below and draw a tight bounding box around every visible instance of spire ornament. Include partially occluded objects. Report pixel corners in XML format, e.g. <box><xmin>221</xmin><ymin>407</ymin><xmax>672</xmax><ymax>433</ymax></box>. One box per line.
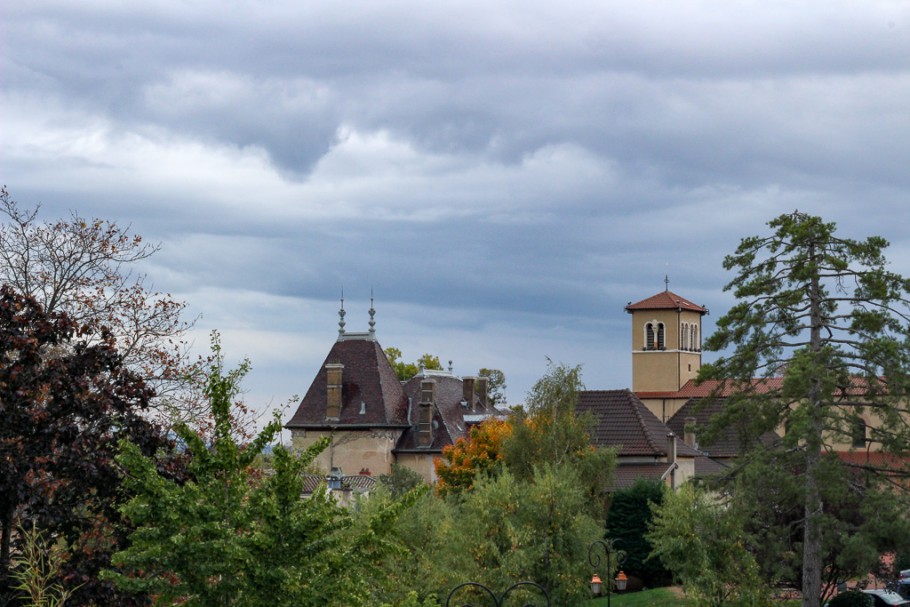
<box><xmin>338</xmin><ymin>290</ymin><xmax>346</xmax><ymax>337</ymax></box>
<box><xmin>368</xmin><ymin>289</ymin><xmax>376</xmax><ymax>340</ymax></box>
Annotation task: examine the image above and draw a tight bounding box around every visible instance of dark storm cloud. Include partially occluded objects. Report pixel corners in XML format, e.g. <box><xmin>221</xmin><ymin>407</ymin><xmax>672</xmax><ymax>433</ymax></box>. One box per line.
<box><xmin>4</xmin><ymin>0</ymin><xmax>910</xmax><ymax>408</ymax></box>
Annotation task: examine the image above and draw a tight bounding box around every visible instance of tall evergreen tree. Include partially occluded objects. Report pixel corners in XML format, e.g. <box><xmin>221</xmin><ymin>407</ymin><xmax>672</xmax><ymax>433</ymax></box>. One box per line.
<box><xmin>699</xmin><ymin>212</ymin><xmax>910</xmax><ymax>607</ymax></box>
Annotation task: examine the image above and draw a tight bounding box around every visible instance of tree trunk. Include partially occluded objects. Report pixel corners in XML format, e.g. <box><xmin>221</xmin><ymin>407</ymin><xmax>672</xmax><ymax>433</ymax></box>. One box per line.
<box><xmin>802</xmin><ymin>446</ymin><xmax>823</xmax><ymax>607</ymax></box>
<box><xmin>802</xmin><ymin>242</ymin><xmax>823</xmax><ymax>607</ymax></box>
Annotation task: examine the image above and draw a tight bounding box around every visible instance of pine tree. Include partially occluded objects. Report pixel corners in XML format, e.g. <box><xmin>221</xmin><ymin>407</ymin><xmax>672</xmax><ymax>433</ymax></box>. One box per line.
<box><xmin>699</xmin><ymin>211</ymin><xmax>910</xmax><ymax>607</ymax></box>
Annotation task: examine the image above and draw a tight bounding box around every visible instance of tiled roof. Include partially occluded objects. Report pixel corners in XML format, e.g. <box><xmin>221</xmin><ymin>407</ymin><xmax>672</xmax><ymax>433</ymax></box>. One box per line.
<box><xmin>638</xmin><ymin>376</ymin><xmax>879</xmax><ymax>401</ymax></box>
<box><xmin>612</xmin><ymin>463</ymin><xmax>674</xmax><ymax>490</ymax></box>
<box><xmin>836</xmin><ymin>451</ymin><xmax>910</xmax><ymax>471</ymax></box>
<box><xmin>286</xmin><ymin>339</ymin><xmax>409</xmax><ymax>428</ymax></box>
<box><xmin>636</xmin><ymin>377</ymin><xmax>784</xmax><ymax>400</ymax></box>
<box><xmin>625</xmin><ymin>290</ymin><xmax>707</xmax><ymax>314</ymax></box>
<box><xmin>395</xmin><ymin>372</ymin><xmax>502</xmax><ymax>452</ymax></box>
<box><xmin>666</xmin><ymin>398</ymin><xmax>781</xmax><ymax>458</ymax></box>
<box><xmin>577</xmin><ymin>389</ymin><xmax>699</xmax><ymax>458</ymax></box>
<box><xmin>301</xmin><ymin>474</ymin><xmax>377</xmax><ymax>494</ymax></box>
<box><xmin>695</xmin><ymin>455</ymin><xmax>729</xmax><ymax>477</ymax></box>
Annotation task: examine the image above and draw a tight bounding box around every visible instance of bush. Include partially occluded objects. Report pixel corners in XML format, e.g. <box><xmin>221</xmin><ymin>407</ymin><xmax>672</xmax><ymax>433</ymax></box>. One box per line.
<box><xmin>827</xmin><ymin>590</ymin><xmax>872</xmax><ymax>607</ymax></box>
<box><xmin>607</xmin><ymin>479</ymin><xmax>672</xmax><ymax>587</ymax></box>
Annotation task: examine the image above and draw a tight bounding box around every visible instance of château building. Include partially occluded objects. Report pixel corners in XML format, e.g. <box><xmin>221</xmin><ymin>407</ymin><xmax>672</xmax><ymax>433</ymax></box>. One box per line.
<box><xmin>286</xmin><ymin>297</ymin><xmax>501</xmax><ymax>483</ymax></box>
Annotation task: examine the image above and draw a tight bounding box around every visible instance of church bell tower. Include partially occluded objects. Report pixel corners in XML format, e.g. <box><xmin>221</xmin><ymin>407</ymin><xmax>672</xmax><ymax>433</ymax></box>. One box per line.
<box><xmin>626</xmin><ymin>281</ymin><xmax>708</xmax><ymax>394</ymax></box>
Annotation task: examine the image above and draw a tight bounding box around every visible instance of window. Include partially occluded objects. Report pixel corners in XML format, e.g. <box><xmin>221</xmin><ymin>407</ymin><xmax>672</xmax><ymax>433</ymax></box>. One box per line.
<box><xmin>657</xmin><ymin>323</ymin><xmax>665</xmax><ymax>350</ymax></box>
<box><xmin>851</xmin><ymin>419</ymin><xmax>867</xmax><ymax>448</ymax></box>
<box><xmin>681</xmin><ymin>324</ymin><xmax>689</xmax><ymax>351</ymax></box>
<box><xmin>646</xmin><ymin>323</ymin><xmax>655</xmax><ymax>350</ymax></box>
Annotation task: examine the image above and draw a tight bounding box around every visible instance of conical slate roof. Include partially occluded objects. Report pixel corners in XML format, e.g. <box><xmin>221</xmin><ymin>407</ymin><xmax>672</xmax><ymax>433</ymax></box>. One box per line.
<box><xmin>286</xmin><ymin>338</ymin><xmax>409</xmax><ymax>428</ymax></box>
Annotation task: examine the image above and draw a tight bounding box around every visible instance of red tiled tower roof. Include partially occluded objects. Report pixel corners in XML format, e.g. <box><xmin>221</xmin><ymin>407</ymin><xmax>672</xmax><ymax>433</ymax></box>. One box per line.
<box><xmin>625</xmin><ymin>290</ymin><xmax>708</xmax><ymax>314</ymax></box>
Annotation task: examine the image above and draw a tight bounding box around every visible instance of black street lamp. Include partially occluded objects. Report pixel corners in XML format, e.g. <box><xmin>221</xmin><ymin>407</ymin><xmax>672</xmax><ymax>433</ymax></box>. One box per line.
<box><xmin>445</xmin><ymin>581</ymin><xmax>550</xmax><ymax>607</ymax></box>
<box><xmin>589</xmin><ymin>539</ymin><xmax>627</xmax><ymax>607</ymax></box>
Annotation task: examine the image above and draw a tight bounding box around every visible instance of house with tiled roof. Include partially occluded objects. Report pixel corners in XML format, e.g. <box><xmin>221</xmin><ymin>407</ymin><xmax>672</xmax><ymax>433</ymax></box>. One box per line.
<box><xmin>286</xmin><ymin>297</ymin><xmax>501</xmax><ymax>483</ymax></box>
<box><xmin>576</xmin><ymin>389</ymin><xmax>704</xmax><ymax>490</ymax></box>
<box><xmin>664</xmin><ymin>397</ymin><xmax>780</xmax><ymax>467</ymax></box>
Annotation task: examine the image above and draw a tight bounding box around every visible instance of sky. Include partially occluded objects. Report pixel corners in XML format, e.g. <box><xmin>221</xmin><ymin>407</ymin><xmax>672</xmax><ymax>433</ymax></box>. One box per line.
<box><xmin>3</xmin><ymin>1</ymin><xmax>910</xmax><ymax>423</ymax></box>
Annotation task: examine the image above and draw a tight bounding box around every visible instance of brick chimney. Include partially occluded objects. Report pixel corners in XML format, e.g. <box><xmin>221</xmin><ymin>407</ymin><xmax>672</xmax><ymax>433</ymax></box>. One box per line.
<box><xmin>325</xmin><ymin>363</ymin><xmax>343</xmax><ymax>420</ymax></box>
<box><xmin>684</xmin><ymin>417</ymin><xmax>697</xmax><ymax>448</ymax></box>
<box><xmin>418</xmin><ymin>379</ymin><xmax>436</xmax><ymax>447</ymax></box>
<box><xmin>463</xmin><ymin>377</ymin><xmax>476</xmax><ymax>412</ymax></box>
<box><xmin>476</xmin><ymin>377</ymin><xmax>489</xmax><ymax>410</ymax></box>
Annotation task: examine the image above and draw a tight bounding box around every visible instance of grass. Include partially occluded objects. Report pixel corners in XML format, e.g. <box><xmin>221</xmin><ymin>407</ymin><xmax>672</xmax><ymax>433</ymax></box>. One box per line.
<box><xmin>586</xmin><ymin>587</ymin><xmax>692</xmax><ymax>607</ymax></box>
<box><xmin>586</xmin><ymin>588</ymin><xmax>802</xmax><ymax>607</ymax></box>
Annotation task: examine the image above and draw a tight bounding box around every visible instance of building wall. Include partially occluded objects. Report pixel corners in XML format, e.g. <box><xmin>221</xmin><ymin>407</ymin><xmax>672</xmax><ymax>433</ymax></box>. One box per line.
<box><xmin>290</xmin><ymin>428</ymin><xmax>401</xmax><ymax>476</ymax></box>
<box><xmin>395</xmin><ymin>452</ymin><xmax>439</xmax><ymax>484</ymax></box>
<box><xmin>638</xmin><ymin>396</ymin><xmax>691</xmax><ymax>424</ymax></box>
<box><xmin>673</xmin><ymin>456</ymin><xmax>696</xmax><ymax>487</ymax></box>
<box><xmin>630</xmin><ymin>308</ymin><xmax>703</xmax><ymax>393</ymax></box>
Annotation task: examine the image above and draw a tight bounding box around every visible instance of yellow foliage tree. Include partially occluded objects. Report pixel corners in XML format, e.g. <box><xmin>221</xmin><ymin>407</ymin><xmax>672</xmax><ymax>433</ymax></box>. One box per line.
<box><xmin>434</xmin><ymin>418</ymin><xmax>512</xmax><ymax>496</ymax></box>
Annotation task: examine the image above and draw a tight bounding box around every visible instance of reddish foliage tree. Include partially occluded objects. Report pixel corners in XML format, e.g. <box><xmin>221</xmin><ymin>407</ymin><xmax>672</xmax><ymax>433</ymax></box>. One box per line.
<box><xmin>0</xmin><ymin>186</ymin><xmax>202</xmax><ymax>428</ymax></box>
<box><xmin>0</xmin><ymin>285</ymin><xmax>176</xmax><ymax>606</ymax></box>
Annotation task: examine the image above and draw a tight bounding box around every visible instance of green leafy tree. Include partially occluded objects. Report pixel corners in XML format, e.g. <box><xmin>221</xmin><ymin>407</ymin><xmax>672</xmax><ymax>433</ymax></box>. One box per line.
<box><xmin>478</xmin><ymin>368</ymin><xmax>507</xmax><ymax>405</ymax></box>
<box><xmin>384</xmin><ymin>348</ymin><xmax>443</xmax><ymax>381</ymax></box>
<box><xmin>648</xmin><ymin>484</ymin><xmax>774</xmax><ymax>607</ymax></box>
<box><xmin>375</xmin><ymin>490</ymin><xmax>464</xmax><ymax>606</ymax></box>
<box><xmin>106</xmin><ymin>336</ymin><xmax>423</xmax><ymax>607</ymax></box>
<box><xmin>698</xmin><ymin>211</ymin><xmax>910</xmax><ymax>607</ymax></box>
<box><xmin>378</xmin><ymin>464</ymin><xmax>427</xmax><ymax>499</ymax></box>
<box><xmin>390</xmin><ymin>467</ymin><xmax>599</xmax><ymax>607</ymax></box>
<box><xmin>503</xmin><ymin>361</ymin><xmax>615</xmax><ymax>518</ymax></box>
<box><xmin>378</xmin><ymin>363</ymin><xmax>616</xmax><ymax>606</ymax></box>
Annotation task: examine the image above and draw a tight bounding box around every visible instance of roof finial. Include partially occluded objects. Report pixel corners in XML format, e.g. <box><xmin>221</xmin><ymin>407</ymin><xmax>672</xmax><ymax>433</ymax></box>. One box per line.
<box><xmin>368</xmin><ymin>288</ymin><xmax>376</xmax><ymax>340</ymax></box>
<box><xmin>664</xmin><ymin>275</ymin><xmax>670</xmax><ymax>292</ymax></box>
<box><xmin>338</xmin><ymin>289</ymin><xmax>346</xmax><ymax>337</ymax></box>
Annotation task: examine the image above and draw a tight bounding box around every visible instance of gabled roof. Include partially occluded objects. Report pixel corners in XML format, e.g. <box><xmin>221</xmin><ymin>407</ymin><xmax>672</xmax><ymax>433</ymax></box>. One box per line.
<box><xmin>395</xmin><ymin>371</ymin><xmax>502</xmax><ymax>453</ymax></box>
<box><xmin>577</xmin><ymin>389</ymin><xmax>699</xmax><ymax>458</ymax></box>
<box><xmin>286</xmin><ymin>338</ymin><xmax>409</xmax><ymax>428</ymax></box>
<box><xmin>625</xmin><ymin>290</ymin><xmax>708</xmax><ymax>314</ymax></box>
<box><xmin>612</xmin><ymin>463</ymin><xmax>676</xmax><ymax>490</ymax></box>
<box><xmin>640</xmin><ymin>376</ymin><xmax>886</xmax><ymax>401</ymax></box>
<box><xmin>666</xmin><ymin>397</ymin><xmax>781</xmax><ymax>458</ymax></box>
<box><xmin>636</xmin><ymin>377</ymin><xmax>785</xmax><ymax>400</ymax></box>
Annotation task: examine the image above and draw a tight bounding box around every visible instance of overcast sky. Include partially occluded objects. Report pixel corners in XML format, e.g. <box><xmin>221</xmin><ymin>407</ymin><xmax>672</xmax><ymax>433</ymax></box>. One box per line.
<box><xmin>3</xmin><ymin>1</ymin><xmax>910</xmax><ymax>422</ymax></box>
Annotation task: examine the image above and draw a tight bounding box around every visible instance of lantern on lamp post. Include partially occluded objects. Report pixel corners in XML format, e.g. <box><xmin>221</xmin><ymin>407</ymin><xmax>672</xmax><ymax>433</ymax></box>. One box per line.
<box><xmin>589</xmin><ymin>539</ymin><xmax>626</xmax><ymax>607</ymax></box>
